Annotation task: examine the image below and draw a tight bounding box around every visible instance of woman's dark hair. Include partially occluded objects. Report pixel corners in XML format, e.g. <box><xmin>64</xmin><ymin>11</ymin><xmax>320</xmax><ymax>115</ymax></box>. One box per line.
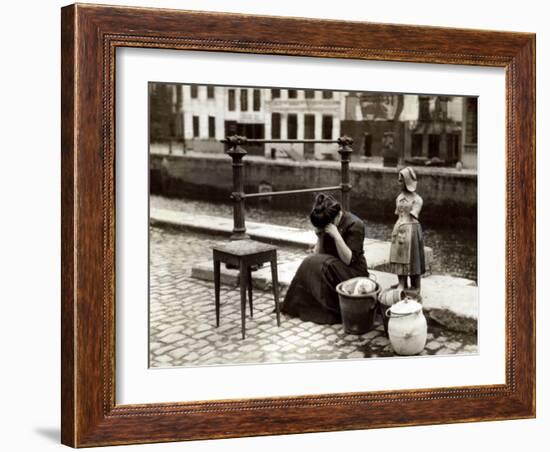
<box><xmin>310</xmin><ymin>193</ymin><xmax>341</xmax><ymax>228</ymax></box>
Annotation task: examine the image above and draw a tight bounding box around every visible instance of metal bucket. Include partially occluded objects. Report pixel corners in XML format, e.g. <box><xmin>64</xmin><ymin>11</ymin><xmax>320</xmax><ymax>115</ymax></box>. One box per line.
<box><xmin>336</xmin><ymin>277</ymin><xmax>381</xmax><ymax>335</ymax></box>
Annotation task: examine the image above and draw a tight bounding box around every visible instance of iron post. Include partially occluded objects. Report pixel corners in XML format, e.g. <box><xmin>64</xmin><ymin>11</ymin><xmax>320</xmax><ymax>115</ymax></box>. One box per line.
<box><xmin>223</xmin><ymin>135</ymin><xmax>250</xmax><ymax>240</ymax></box>
<box><xmin>337</xmin><ymin>136</ymin><xmax>354</xmax><ymax>211</ymax></box>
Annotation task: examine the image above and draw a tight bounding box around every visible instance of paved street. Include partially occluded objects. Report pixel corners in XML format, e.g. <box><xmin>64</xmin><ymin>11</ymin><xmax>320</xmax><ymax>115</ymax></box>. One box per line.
<box><xmin>149</xmin><ymin>226</ymin><xmax>478</xmax><ymax>368</ymax></box>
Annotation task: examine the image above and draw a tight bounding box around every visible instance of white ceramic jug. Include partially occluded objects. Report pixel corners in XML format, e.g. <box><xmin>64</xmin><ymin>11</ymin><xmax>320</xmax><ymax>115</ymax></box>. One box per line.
<box><xmin>386</xmin><ymin>298</ymin><xmax>427</xmax><ymax>356</ymax></box>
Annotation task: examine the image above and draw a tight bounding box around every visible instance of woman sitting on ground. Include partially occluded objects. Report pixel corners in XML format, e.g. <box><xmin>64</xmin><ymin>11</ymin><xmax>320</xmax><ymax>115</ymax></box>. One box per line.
<box><xmin>280</xmin><ymin>193</ymin><xmax>369</xmax><ymax>324</ymax></box>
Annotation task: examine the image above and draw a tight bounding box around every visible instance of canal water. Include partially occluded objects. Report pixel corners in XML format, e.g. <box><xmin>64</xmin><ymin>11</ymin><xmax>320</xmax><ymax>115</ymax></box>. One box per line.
<box><xmin>151</xmin><ymin>195</ymin><xmax>478</xmax><ymax>282</ymax></box>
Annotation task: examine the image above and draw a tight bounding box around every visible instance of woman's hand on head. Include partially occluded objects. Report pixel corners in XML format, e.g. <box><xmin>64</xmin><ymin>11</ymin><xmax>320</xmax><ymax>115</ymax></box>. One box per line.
<box><xmin>324</xmin><ymin>223</ymin><xmax>339</xmax><ymax>239</ymax></box>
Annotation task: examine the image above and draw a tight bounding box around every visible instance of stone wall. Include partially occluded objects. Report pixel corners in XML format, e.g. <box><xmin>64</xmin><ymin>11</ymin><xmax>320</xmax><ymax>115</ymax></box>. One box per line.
<box><xmin>150</xmin><ymin>153</ymin><xmax>477</xmax><ymax>226</ymax></box>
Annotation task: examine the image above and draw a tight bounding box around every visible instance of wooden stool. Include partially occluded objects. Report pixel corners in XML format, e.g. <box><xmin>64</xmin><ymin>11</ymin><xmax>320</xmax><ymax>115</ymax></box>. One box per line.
<box><xmin>213</xmin><ymin>240</ymin><xmax>281</xmax><ymax>339</ymax></box>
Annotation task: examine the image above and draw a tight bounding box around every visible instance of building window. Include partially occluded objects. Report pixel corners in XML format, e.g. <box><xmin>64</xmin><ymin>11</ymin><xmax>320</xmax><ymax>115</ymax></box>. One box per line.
<box><xmin>428</xmin><ymin>134</ymin><xmax>440</xmax><ymax>158</ymax></box>
<box><xmin>192</xmin><ymin>116</ymin><xmax>200</xmax><ymax>138</ymax></box>
<box><xmin>304</xmin><ymin>114</ymin><xmax>315</xmax><ymax>139</ymax></box>
<box><xmin>288</xmin><ymin>89</ymin><xmax>297</xmax><ymax>99</ymax></box>
<box><xmin>411</xmin><ymin>135</ymin><xmax>423</xmax><ymax>157</ymax></box>
<box><xmin>228</xmin><ymin>89</ymin><xmax>235</xmax><ymax>111</ymax></box>
<box><xmin>322</xmin><ymin>90</ymin><xmax>333</xmax><ymax>99</ymax></box>
<box><xmin>208</xmin><ymin>116</ymin><xmax>215</xmax><ymax>138</ymax></box>
<box><xmin>240</xmin><ymin>89</ymin><xmax>248</xmax><ymax>111</ymax></box>
<box><xmin>206</xmin><ymin>86</ymin><xmax>215</xmax><ymax>99</ymax></box>
<box><xmin>240</xmin><ymin>123</ymin><xmax>265</xmax><ymax>140</ymax></box>
<box><xmin>271</xmin><ymin>88</ymin><xmax>280</xmax><ymax>99</ymax></box>
<box><xmin>287</xmin><ymin>114</ymin><xmax>298</xmax><ymax>140</ymax></box>
<box><xmin>363</xmin><ymin>134</ymin><xmax>373</xmax><ymax>157</ymax></box>
<box><xmin>253</xmin><ymin>89</ymin><xmax>261</xmax><ymax>111</ymax></box>
<box><xmin>190</xmin><ymin>85</ymin><xmax>198</xmax><ymax>98</ymax></box>
<box><xmin>304</xmin><ymin>90</ymin><xmax>315</xmax><ymax>99</ymax></box>
<box><xmin>322</xmin><ymin>115</ymin><xmax>333</xmax><ymax>139</ymax></box>
<box><xmin>271</xmin><ymin>113</ymin><xmax>281</xmax><ymax>139</ymax></box>
<box><xmin>224</xmin><ymin>120</ymin><xmax>237</xmax><ymax>137</ymax></box>
<box><xmin>465</xmin><ymin>98</ymin><xmax>478</xmax><ymax>144</ymax></box>
<box><xmin>447</xmin><ymin>134</ymin><xmax>459</xmax><ymax>161</ymax></box>
<box><xmin>419</xmin><ymin>96</ymin><xmax>431</xmax><ymax>121</ymax></box>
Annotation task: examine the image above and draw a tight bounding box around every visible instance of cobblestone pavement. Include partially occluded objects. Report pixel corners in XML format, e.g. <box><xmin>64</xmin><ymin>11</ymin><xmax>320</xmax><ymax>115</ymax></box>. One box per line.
<box><xmin>149</xmin><ymin>226</ymin><xmax>478</xmax><ymax>368</ymax></box>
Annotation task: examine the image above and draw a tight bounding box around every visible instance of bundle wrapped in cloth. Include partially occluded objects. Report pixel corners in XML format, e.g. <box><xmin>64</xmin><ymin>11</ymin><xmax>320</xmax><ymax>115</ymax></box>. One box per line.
<box><xmin>340</xmin><ymin>277</ymin><xmax>377</xmax><ymax>296</ymax></box>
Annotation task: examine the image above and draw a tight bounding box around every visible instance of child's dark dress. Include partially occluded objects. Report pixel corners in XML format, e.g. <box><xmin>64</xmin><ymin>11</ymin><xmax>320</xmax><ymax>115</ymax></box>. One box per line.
<box><xmin>281</xmin><ymin>211</ymin><xmax>369</xmax><ymax>324</ymax></box>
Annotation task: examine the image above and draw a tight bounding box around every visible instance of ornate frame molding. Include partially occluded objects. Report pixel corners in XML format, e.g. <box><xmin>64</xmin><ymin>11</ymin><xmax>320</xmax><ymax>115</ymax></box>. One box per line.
<box><xmin>61</xmin><ymin>4</ymin><xmax>535</xmax><ymax>447</ymax></box>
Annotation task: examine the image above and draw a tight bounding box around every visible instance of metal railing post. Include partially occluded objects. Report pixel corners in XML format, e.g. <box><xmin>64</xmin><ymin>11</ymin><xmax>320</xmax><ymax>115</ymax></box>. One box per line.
<box><xmin>223</xmin><ymin>135</ymin><xmax>249</xmax><ymax>240</ymax></box>
<box><xmin>337</xmin><ymin>136</ymin><xmax>354</xmax><ymax>211</ymax></box>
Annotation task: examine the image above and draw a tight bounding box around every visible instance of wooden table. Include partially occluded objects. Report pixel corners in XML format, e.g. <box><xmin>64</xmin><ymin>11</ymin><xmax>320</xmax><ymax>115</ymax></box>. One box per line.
<box><xmin>213</xmin><ymin>240</ymin><xmax>281</xmax><ymax>339</ymax></box>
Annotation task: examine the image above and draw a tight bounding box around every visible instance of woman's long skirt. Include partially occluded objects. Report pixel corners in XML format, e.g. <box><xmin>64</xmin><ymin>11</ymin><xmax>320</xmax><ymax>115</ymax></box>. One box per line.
<box><xmin>281</xmin><ymin>253</ymin><xmax>366</xmax><ymax>324</ymax></box>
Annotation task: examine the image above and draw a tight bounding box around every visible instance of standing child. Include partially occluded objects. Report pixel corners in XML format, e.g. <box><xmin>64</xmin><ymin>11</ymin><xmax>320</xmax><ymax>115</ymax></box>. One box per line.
<box><xmin>389</xmin><ymin>167</ymin><xmax>426</xmax><ymax>296</ymax></box>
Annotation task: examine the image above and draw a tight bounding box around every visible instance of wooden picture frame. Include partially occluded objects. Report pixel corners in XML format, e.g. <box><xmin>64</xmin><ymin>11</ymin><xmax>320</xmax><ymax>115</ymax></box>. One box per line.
<box><xmin>61</xmin><ymin>3</ymin><xmax>536</xmax><ymax>447</ymax></box>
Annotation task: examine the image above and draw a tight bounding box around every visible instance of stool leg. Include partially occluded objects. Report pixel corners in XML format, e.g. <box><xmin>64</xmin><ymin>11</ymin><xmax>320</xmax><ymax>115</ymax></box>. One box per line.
<box><xmin>214</xmin><ymin>258</ymin><xmax>221</xmax><ymax>327</ymax></box>
<box><xmin>270</xmin><ymin>257</ymin><xmax>281</xmax><ymax>327</ymax></box>
<box><xmin>247</xmin><ymin>267</ymin><xmax>253</xmax><ymax>318</ymax></box>
<box><xmin>239</xmin><ymin>261</ymin><xmax>248</xmax><ymax>340</ymax></box>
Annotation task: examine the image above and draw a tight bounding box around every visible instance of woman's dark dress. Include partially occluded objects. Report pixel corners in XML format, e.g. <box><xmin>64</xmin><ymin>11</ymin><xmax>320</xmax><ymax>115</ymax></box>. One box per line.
<box><xmin>281</xmin><ymin>211</ymin><xmax>369</xmax><ymax>324</ymax></box>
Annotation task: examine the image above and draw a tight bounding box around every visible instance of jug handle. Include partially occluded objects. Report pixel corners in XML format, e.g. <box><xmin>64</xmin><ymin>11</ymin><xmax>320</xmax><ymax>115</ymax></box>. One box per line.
<box><xmin>385</xmin><ymin>308</ymin><xmax>414</xmax><ymax>318</ymax></box>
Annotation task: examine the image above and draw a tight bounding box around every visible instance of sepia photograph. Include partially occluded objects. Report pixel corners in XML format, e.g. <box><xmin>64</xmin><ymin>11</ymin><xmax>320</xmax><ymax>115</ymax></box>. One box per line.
<box><xmin>148</xmin><ymin>82</ymin><xmax>478</xmax><ymax>368</ymax></box>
